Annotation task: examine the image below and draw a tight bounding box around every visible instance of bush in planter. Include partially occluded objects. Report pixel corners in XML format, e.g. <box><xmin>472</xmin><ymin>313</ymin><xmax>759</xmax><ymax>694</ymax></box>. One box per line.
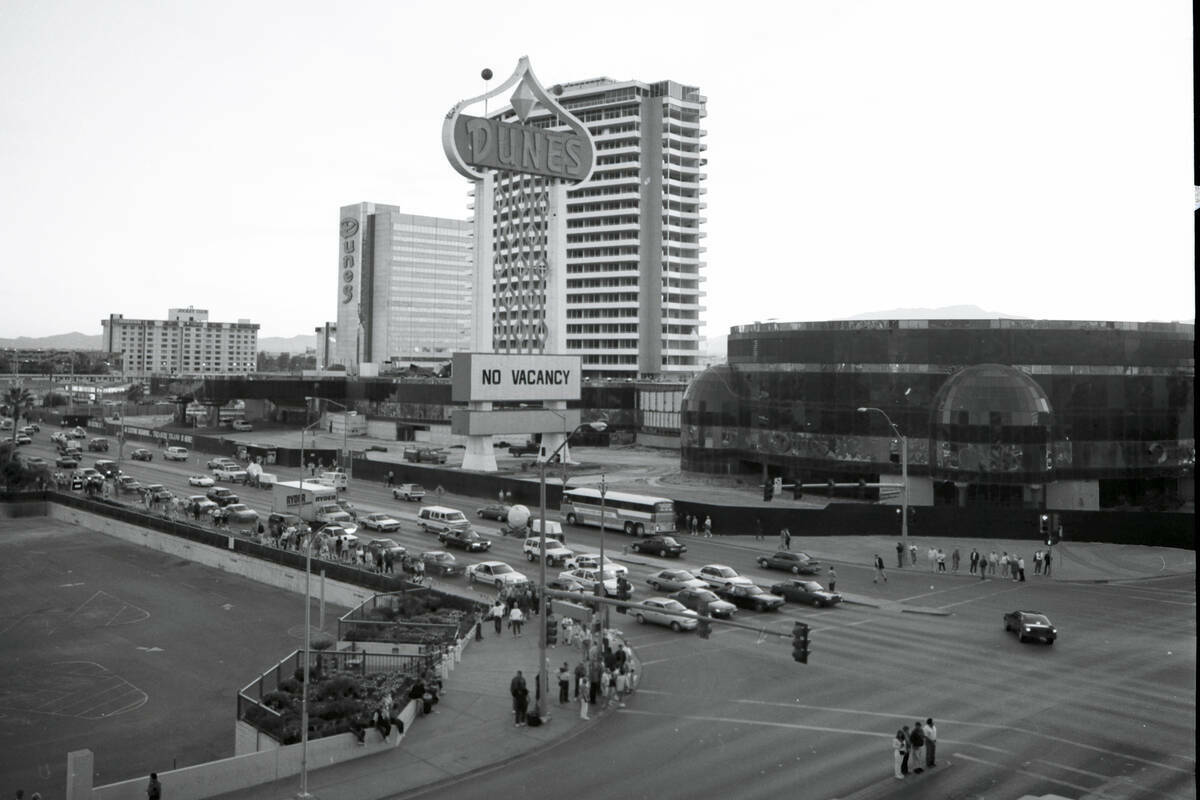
<box><xmin>278</xmin><ymin>677</ymin><xmax>301</xmax><ymax>694</ymax></box>
<box><xmin>316</xmin><ymin>674</ymin><xmax>360</xmax><ymax>701</ymax></box>
<box><xmin>262</xmin><ymin>690</ymin><xmax>294</xmax><ymax>712</ymax></box>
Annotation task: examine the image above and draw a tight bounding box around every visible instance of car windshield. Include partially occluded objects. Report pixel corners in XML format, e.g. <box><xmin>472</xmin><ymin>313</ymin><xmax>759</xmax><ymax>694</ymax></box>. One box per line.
<box><xmin>427</xmin><ymin>552</ymin><xmax>452</xmax><ymax>562</ymax></box>
<box><xmin>661</xmin><ymin>600</ymin><xmax>687</xmax><ymax>612</ymax></box>
<box><xmin>660</xmin><ymin>537</ymin><xmax>680</xmax><ymax>546</ymax></box>
<box><xmin>1023</xmin><ymin>614</ymin><xmax>1051</xmax><ymax>625</ymax></box>
<box><xmin>802</xmin><ymin>582</ymin><xmax>822</xmax><ymax>591</ymax></box>
<box><xmin>711</xmin><ymin>567</ymin><xmax>735</xmax><ymax>576</ymax></box>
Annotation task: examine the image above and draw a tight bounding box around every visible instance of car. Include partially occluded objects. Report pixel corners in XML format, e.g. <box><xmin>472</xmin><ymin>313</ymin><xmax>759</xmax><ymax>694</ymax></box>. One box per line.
<box><xmin>360</xmin><ymin>513</ymin><xmax>402</xmax><ymax>532</ymax></box>
<box><xmin>14</xmin><ymin>434</ymin><xmax>31</xmax><ymax>445</ymax></box>
<box><xmin>213</xmin><ymin>466</ymin><xmax>249</xmax><ymax>482</ymax></box>
<box><xmin>645</xmin><ymin>568</ymin><xmax>709</xmax><ymax>593</ymax></box>
<box><xmin>92</xmin><ymin>459</ymin><xmax>120</xmax><ymax>478</ymax></box>
<box><xmin>130</xmin><ymin>448</ymin><xmax>153</xmax><ymax>461</ymax></box>
<box><xmin>630</xmin><ymin>535</ymin><xmax>687</xmax><ymax>558</ymax></box>
<box><xmin>697</xmin><ymin>564</ymin><xmax>756</xmax><ymax>590</ymax></box>
<box><xmin>50</xmin><ymin>431</ymin><xmax>67</xmax><ymax>445</ymax></box>
<box><xmin>558</xmin><ymin>567</ymin><xmax>621</xmax><ymax>597</ymax></box>
<box><xmin>770</xmin><ymin>579</ymin><xmax>843</xmax><ymax>608</ymax></box>
<box><xmin>756</xmin><ymin>551</ymin><xmax>822</xmax><ymax>575</ymax></box>
<box><xmin>208</xmin><ymin>457</ymin><xmax>239</xmax><ymax>470</ymax></box>
<box><xmin>476</xmin><ymin>503</ymin><xmax>512</xmax><ymax>521</ymax></box>
<box><xmin>440</xmin><ymin>528</ymin><xmax>492</xmax><ymax>552</ymax></box>
<box><xmin>670</xmin><ymin>587</ymin><xmax>737</xmax><ymax>618</ymax></box>
<box><xmin>186</xmin><ymin>496</ymin><xmax>219</xmax><ymax>517</ymax></box>
<box><xmin>117</xmin><ymin>475</ymin><xmax>142</xmax><ymax>493</ymax></box>
<box><xmin>315</xmin><ymin>503</ymin><xmax>357</xmax><ymax>534</ymax></box>
<box><xmin>634</xmin><ymin>597</ymin><xmax>700</xmax><ymax>631</ymax></box>
<box><xmin>403</xmin><ymin>447</ymin><xmax>448</xmax><ymax>464</ymax></box>
<box><xmin>564</xmin><ymin>553</ymin><xmax>628</xmax><ymax>577</ymax></box>
<box><xmin>546</xmin><ymin>576</ymin><xmax>591</xmax><ymax>595</ymax></box>
<box><xmin>335</xmin><ymin>499</ymin><xmax>359</xmax><ymax>520</ymax></box>
<box><xmin>231</xmin><ymin>420</ymin><xmax>254</xmax><ymax>431</ymax></box>
<box><xmin>267</xmin><ymin>512</ymin><xmax>305</xmax><ymax>534</ymax></box>
<box><xmin>419</xmin><ymin>550</ymin><xmax>464</xmax><ymax>577</ymax></box>
<box><xmin>317</xmin><ymin>471</ymin><xmax>349</xmax><ymax>491</ymax></box>
<box><xmin>323</xmin><ymin>526</ymin><xmax>358</xmax><ymax>548</ymax></box>
<box><xmin>142</xmin><ymin>484</ymin><xmax>173</xmax><ymax>503</ymax></box>
<box><xmin>68</xmin><ymin>427</ymin><xmax>87</xmax><ymax>438</ymax></box>
<box><xmin>22</xmin><ymin>423</ymin><xmax>40</xmax><ymax>433</ymax></box>
<box><xmin>86</xmin><ymin>437</ymin><xmax>110</xmax><ymax>452</ymax></box>
<box><xmin>55</xmin><ymin>455</ymin><xmax>80</xmax><ymax>468</ymax></box>
<box><xmin>206</xmin><ymin>487</ymin><xmax>239</xmax><ymax>506</ymax></box>
<box><xmin>416</xmin><ymin>505</ymin><xmax>472</xmax><ymax>536</ymax></box>
<box><xmin>188</xmin><ymin>474</ymin><xmax>215</xmax><ymax>487</ymax></box>
<box><xmin>393</xmin><ymin>483</ymin><xmax>426</xmax><ymax>502</ymax></box>
<box><xmin>713</xmin><ymin>583</ymin><xmax>786</xmax><ymax>612</ymax></box>
<box><xmin>78</xmin><ymin>467</ymin><xmax>102</xmax><ymax>482</ymax></box>
<box><xmin>508</xmin><ymin>441</ymin><xmax>540</xmax><ymax>457</ymax></box>
<box><xmin>466</xmin><ymin>561</ymin><xmax>529</xmax><ymax>587</ymax></box>
<box><xmin>23</xmin><ymin>456</ymin><xmax>47</xmax><ymax>468</ymax></box>
<box><xmin>1004</xmin><ymin>610</ymin><xmax>1058</xmax><ymax>644</ymax></box>
<box><xmin>366</xmin><ymin>538</ymin><xmax>406</xmax><ymax>560</ymax></box>
<box><xmin>164</xmin><ymin>446</ymin><xmax>189</xmax><ymax>461</ymax></box>
<box><xmin>223</xmin><ymin>504</ymin><xmax>259</xmax><ymax>525</ymax></box>
<box><xmin>522</xmin><ymin>537</ymin><xmax>573</xmax><ymax>566</ymax></box>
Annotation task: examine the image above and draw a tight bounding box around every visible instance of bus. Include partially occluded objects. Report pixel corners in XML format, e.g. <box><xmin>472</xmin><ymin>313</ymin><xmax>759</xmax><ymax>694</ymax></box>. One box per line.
<box><xmin>560</xmin><ymin>487</ymin><xmax>676</xmax><ymax>536</ymax></box>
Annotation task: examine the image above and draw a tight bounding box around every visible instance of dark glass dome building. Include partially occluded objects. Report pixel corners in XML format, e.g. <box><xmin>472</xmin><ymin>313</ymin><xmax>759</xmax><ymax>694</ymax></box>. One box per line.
<box><xmin>682</xmin><ymin>320</ymin><xmax>1194</xmax><ymax>509</ymax></box>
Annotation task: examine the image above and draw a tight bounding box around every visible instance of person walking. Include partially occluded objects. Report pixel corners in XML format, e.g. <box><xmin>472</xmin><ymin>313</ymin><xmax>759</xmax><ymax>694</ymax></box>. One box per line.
<box><xmin>909</xmin><ymin>720</ymin><xmax>926</xmax><ymax>773</ymax></box>
<box><xmin>893</xmin><ymin>730</ymin><xmax>907</xmax><ymax>779</ymax></box>
<box><xmin>492</xmin><ymin>600</ymin><xmax>505</xmax><ymax>635</ymax></box>
<box><xmin>909</xmin><ymin>543</ymin><xmax>918</xmax><ymax>566</ymax></box>
<box><xmin>779</xmin><ymin>529</ymin><xmax>788</xmax><ymax>551</ymax></box>
<box><xmin>755</xmin><ymin>516</ymin><xmax>764</xmax><ymax>541</ymax></box>
<box><xmin>509</xmin><ymin>605</ymin><xmax>524</xmax><ymax>636</ymax></box>
<box><xmin>574</xmin><ymin>661</ymin><xmax>586</xmax><ymax>700</ymax></box>
<box><xmin>1017</xmin><ymin>555</ymin><xmax>1026</xmax><ymax>582</ymax></box>
<box><xmin>872</xmin><ymin>554</ymin><xmax>888</xmax><ymax>583</ymax></box>
<box><xmin>924</xmin><ymin>717</ymin><xmax>938</xmax><ymax>767</ymax></box>
<box><xmin>936</xmin><ymin>549</ymin><xmax>946</xmax><ymax>572</ymax></box>
<box><xmin>1033</xmin><ymin>549</ymin><xmax>1042</xmax><ymax>575</ymax></box>
<box><xmin>783</xmin><ymin>527</ymin><xmax>792</xmax><ymax>550</ymax></box>
<box><xmin>688</xmin><ymin>514</ymin><xmax>697</xmax><ymax>536</ymax></box>
<box><xmin>557</xmin><ymin>663</ymin><xmax>571</xmax><ymax>704</ymax></box>
<box><xmin>927</xmin><ymin>546</ymin><xmax>937</xmax><ymax>572</ymax></box>
<box><xmin>989</xmin><ymin>550</ymin><xmax>998</xmax><ymax>576</ymax></box>
<box><xmin>579</xmin><ymin>673</ymin><xmax>591</xmax><ymax>719</ymax></box>
<box><xmin>386</xmin><ymin>470</ymin><xmax>394</xmax><ymax>488</ymax></box>
<box><xmin>1043</xmin><ymin>548</ymin><xmax>1053</xmax><ymax>577</ymax></box>
<box><xmin>703</xmin><ymin>516</ymin><xmax>713</xmax><ymax>538</ymax></box>
<box><xmin>510</xmin><ymin>670</ymin><xmax>528</xmax><ymax>726</ymax></box>
<box><xmin>896</xmin><ymin>541</ymin><xmax>905</xmax><ymax>568</ymax></box>
<box><xmin>900</xmin><ymin>725</ymin><xmax>912</xmax><ymax>775</ymax></box>
<box><xmin>969</xmin><ymin>548</ymin><xmax>979</xmax><ymax>575</ymax></box>
<box><xmin>146</xmin><ymin>773</ymin><xmax>162</xmax><ymax>800</ymax></box>
<box><xmin>827</xmin><ymin>566</ymin><xmax>837</xmax><ymax>593</ymax></box>
<box><xmin>951</xmin><ymin>548</ymin><xmax>961</xmax><ymax>572</ymax></box>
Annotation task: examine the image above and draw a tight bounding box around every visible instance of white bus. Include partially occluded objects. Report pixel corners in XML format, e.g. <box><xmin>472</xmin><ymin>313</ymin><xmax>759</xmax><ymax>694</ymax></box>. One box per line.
<box><xmin>560</xmin><ymin>487</ymin><xmax>676</xmax><ymax>537</ymax></box>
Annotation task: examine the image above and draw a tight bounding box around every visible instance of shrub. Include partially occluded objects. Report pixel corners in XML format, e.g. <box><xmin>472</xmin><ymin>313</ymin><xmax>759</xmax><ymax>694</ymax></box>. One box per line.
<box><xmin>262</xmin><ymin>691</ymin><xmax>293</xmax><ymax>711</ymax></box>
<box><xmin>278</xmin><ymin>678</ymin><xmax>300</xmax><ymax>694</ymax></box>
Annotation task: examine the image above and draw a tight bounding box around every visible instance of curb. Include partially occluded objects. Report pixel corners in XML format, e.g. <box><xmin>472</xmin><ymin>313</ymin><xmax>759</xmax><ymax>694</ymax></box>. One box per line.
<box><xmin>900</xmin><ymin>607</ymin><xmax>952</xmax><ymax>616</ymax></box>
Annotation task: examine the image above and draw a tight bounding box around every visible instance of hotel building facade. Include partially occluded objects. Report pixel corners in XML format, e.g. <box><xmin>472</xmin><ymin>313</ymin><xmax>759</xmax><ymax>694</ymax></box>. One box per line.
<box><xmin>101</xmin><ymin>307</ymin><xmax>259</xmax><ymax>378</ymax></box>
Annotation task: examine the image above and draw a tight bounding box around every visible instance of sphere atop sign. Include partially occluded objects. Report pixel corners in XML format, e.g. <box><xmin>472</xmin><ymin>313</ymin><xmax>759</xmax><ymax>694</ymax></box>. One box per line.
<box><xmin>481</xmin><ymin>68</ymin><xmax>493</xmax><ymax>80</ymax></box>
<box><xmin>507</xmin><ymin>504</ymin><xmax>531</xmax><ymax>528</ymax></box>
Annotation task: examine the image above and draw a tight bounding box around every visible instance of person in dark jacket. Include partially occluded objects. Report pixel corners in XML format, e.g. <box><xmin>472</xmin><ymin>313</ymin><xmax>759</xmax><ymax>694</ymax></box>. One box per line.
<box><xmin>510</xmin><ymin>670</ymin><xmax>528</xmax><ymax>726</ymax></box>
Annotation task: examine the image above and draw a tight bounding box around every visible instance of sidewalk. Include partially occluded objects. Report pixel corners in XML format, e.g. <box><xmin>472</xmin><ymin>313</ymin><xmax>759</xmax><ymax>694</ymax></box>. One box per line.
<box><xmin>213</xmin><ymin>621</ymin><xmax>620</xmax><ymax>800</ymax></box>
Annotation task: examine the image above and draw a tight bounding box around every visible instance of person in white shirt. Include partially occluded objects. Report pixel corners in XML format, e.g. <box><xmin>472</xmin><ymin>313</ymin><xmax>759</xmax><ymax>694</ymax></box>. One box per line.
<box><xmin>509</xmin><ymin>605</ymin><xmax>524</xmax><ymax>636</ymax></box>
<box><xmin>924</xmin><ymin>718</ymin><xmax>938</xmax><ymax>767</ymax></box>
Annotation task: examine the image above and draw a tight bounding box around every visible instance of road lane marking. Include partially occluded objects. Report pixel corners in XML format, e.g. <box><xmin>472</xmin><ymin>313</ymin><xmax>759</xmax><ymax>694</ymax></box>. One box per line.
<box><xmin>936</xmin><ymin>584</ymin><xmax>1025</xmax><ymax>609</ymax></box>
<box><xmin>950</xmin><ymin>751</ymin><xmax>1187</xmax><ymax>800</ymax></box>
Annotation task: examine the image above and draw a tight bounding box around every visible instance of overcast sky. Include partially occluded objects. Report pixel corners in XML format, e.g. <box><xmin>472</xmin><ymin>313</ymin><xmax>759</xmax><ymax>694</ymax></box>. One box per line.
<box><xmin>1</xmin><ymin>0</ymin><xmax>1193</xmax><ymax>340</ymax></box>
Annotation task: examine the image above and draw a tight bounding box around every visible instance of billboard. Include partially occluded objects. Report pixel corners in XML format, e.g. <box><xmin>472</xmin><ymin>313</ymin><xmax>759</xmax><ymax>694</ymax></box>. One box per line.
<box><xmin>452</xmin><ymin>353</ymin><xmax>581</xmax><ymax>402</ymax></box>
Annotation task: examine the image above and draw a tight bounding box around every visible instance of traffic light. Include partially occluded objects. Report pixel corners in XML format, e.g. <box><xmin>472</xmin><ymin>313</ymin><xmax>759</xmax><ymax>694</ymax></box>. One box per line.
<box><xmin>764</xmin><ymin>480</ymin><xmax>774</xmax><ymax>501</ymax></box>
<box><xmin>546</xmin><ymin>614</ymin><xmax>558</xmax><ymax>646</ymax></box>
<box><xmin>792</xmin><ymin>621</ymin><xmax>810</xmax><ymax>664</ymax></box>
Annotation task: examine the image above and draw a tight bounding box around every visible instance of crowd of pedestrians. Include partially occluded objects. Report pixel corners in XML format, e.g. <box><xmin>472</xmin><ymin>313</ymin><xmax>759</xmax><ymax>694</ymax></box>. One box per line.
<box><xmin>892</xmin><ymin>718</ymin><xmax>938</xmax><ymax>779</ymax></box>
<box><xmin>890</xmin><ymin>542</ymin><xmax>1052</xmax><ymax>581</ymax></box>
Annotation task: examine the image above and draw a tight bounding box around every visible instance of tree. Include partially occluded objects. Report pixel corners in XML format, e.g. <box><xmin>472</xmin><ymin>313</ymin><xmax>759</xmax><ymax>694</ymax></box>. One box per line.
<box><xmin>0</xmin><ymin>438</ymin><xmax>52</xmax><ymax>491</ymax></box>
<box><xmin>126</xmin><ymin>383</ymin><xmax>145</xmax><ymax>403</ymax></box>
<box><xmin>2</xmin><ymin>387</ymin><xmax>34</xmax><ymax>441</ymax></box>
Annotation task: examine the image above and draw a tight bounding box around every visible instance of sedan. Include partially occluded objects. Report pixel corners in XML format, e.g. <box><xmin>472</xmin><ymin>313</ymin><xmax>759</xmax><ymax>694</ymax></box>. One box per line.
<box><xmin>207</xmin><ymin>457</ymin><xmax>238</xmax><ymax>469</ymax></box>
<box><xmin>713</xmin><ymin>583</ymin><xmax>786</xmax><ymax>612</ymax></box>
<box><xmin>547</xmin><ymin>576</ymin><xmax>591</xmax><ymax>595</ymax></box>
<box><xmin>188</xmin><ymin>474</ymin><xmax>215</xmax><ymax>487</ymax></box>
<box><xmin>186</xmin><ymin>496</ymin><xmax>219</xmax><ymax>517</ymax></box>
<box><xmin>1003</xmin><ymin>610</ymin><xmax>1058</xmax><ymax>644</ymax></box>
<box><xmin>117</xmin><ymin>475</ymin><xmax>142</xmax><ymax>493</ymax></box>
<box><xmin>23</xmin><ymin>456</ymin><xmax>48</xmax><ymax>468</ymax></box>
<box><xmin>366</xmin><ymin>538</ymin><xmax>406</xmax><ymax>560</ymax></box>
<box><xmin>670</xmin><ymin>587</ymin><xmax>737</xmax><ymax>619</ymax></box>
<box><xmin>564</xmin><ymin>553</ymin><xmax>628</xmax><ymax>578</ymax></box>
<box><xmin>697</xmin><ymin>564</ymin><xmax>756</xmax><ymax>590</ymax></box>
<box><xmin>631</xmin><ymin>535</ymin><xmax>687</xmax><ymax>558</ymax></box>
<box><xmin>420</xmin><ymin>550</ymin><xmax>464</xmax><ymax>577</ymax></box>
<box><xmin>756</xmin><ymin>551</ymin><xmax>821</xmax><ymax>575</ymax></box>
<box><xmin>770</xmin><ymin>579</ymin><xmax>843</xmax><ymax>608</ymax></box>
<box><xmin>476</xmin><ymin>503</ymin><xmax>512</xmax><ymax>521</ymax></box>
<box><xmin>206</xmin><ymin>487</ymin><xmax>239</xmax><ymax>506</ymax></box>
<box><xmin>15</xmin><ymin>434</ymin><xmax>31</xmax><ymax>445</ymax></box>
<box><xmin>130</xmin><ymin>448</ymin><xmax>154</xmax><ymax>462</ymax></box>
<box><xmin>56</xmin><ymin>455</ymin><xmax>80</xmax><ymax>468</ymax></box>
<box><xmin>439</xmin><ymin>529</ymin><xmax>492</xmax><ymax>553</ymax></box>
<box><xmin>558</xmin><ymin>567</ymin><xmax>620</xmax><ymax>597</ymax></box>
<box><xmin>634</xmin><ymin>598</ymin><xmax>699</xmax><ymax>632</ymax></box>
<box><xmin>467</xmin><ymin>561</ymin><xmax>529</xmax><ymax>587</ymax></box>
<box><xmin>143</xmin><ymin>484</ymin><xmax>173</xmax><ymax>503</ymax></box>
<box><xmin>223</xmin><ymin>504</ymin><xmax>259</xmax><ymax>525</ymax></box>
<box><xmin>645</xmin><ymin>568</ymin><xmax>709</xmax><ymax>593</ymax></box>
<box><xmin>360</xmin><ymin>513</ymin><xmax>402</xmax><ymax>533</ymax></box>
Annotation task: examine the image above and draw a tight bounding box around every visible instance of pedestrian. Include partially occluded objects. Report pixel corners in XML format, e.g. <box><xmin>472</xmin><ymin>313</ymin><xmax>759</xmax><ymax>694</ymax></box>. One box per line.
<box><xmin>936</xmin><ymin>549</ymin><xmax>946</xmax><ymax>572</ymax></box>
<box><xmin>779</xmin><ymin>529</ymin><xmax>788</xmax><ymax>550</ymax></box>
<box><xmin>492</xmin><ymin>600</ymin><xmax>505</xmax><ymax>634</ymax></box>
<box><xmin>896</xmin><ymin>541</ymin><xmax>905</xmax><ymax>568</ymax></box>
<box><xmin>557</xmin><ymin>662</ymin><xmax>571</xmax><ymax>703</ymax></box>
<box><xmin>573</xmin><ymin>661</ymin><xmax>586</xmax><ymax>699</ymax></box>
<box><xmin>927</xmin><ymin>546</ymin><xmax>937</xmax><ymax>572</ymax></box>
<box><xmin>386</xmin><ymin>469</ymin><xmax>394</xmax><ymax>488</ymax></box>
<box><xmin>755</xmin><ymin>517</ymin><xmax>764</xmax><ymax>541</ymax></box>
<box><xmin>872</xmin><ymin>553</ymin><xmax>887</xmax><ymax>583</ymax></box>
<box><xmin>951</xmin><ymin>548</ymin><xmax>960</xmax><ymax>572</ymax></box>
<box><xmin>588</xmin><ymin>660</ymin><xmax>601</xmax><ymax>704</ymax></box>
<box><xmin>925</xmin><ymin>717</ymin><xmax>938</xmax><ymax>767</ymax></box>
<box><xmin>783</xmin><ymin>527</ymin><xmax>791</xmax><ymax>550</ymax></box>
<box><xmin>909</xmin><ymin>720</ymin><xmax>926</xmax><ymax>773</ymax></box>
<box><xmin>384</xmin><ymin>550</ymin><xmax>394</xmax><ymax>574</ymax></box>
<box><xmin>703</xmin><ymin>516</ymin><xmax>713</xmax><ymax>538</ymax></box>
<box><xmin>909</xmin><ymin>543</ymin><xmax>917</xmax><ymax>566</ymax></box>
<box><xmin>827</xmin><ymin>565</ymin><xmax>837</xmax><ymax>593</ymax></box>
<box><xmin>969</xmin><ymin>548</ymin><xmax>978</xmax><ymax>574</ymax></box>
<box><xmin>509</xmin><ymin>604</ymin><xmax>524</xmax><ymax>636</ymax></box>
<box><xmin>1017</xmin><ymin>555</ymin><xmax>1026</xmax><ymax>582</ymax></box>
<box><xmin>688</xmin><ymin>514</ymin><xmax>697</xmax><ymax>536</ymax></box>
<box><xmin>1034</xmin><ymin>550</ymin><xmax>1042</xmax><ymax>574</ymax></box>
<box><xmin>510</xmin><ymin>670</ymin><xmax>528</xmax><ymax>726</ymax></box>
<box><xmin>900</xmin><ymin>725</ymin><xmax>911</xmax><ymax>774</ymax></box>
<box><xmin>893</xmin><ymin>729</ymin><xmax>907</xmax><ymax>779</ymax></box>
<box><xmin>1043</xmin><ymin>548</ymin><xmax>1053</xmax><ymax>577</ymax></box>
<box><xmin>146</xmin><ymin>772</ymin><xmax>162</xmax><ymax>800</ymax></box>
<box><xmin>579</xmin><ymin>674</ymin><xmax>591</xmax><ymax>719</ymax></box>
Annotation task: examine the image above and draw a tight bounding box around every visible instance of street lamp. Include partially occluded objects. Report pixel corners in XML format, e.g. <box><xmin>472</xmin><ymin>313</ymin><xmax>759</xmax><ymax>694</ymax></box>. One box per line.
<box><xmin>537</xmin><ymin>420</ymin><xmax>607</xmax><ymax>720</ymax></box>
<box><xmin>296</xmin><ymin>405</ymin><xmax>327</xmax><ymax>799</ymax></box>
<box><xmin>306</xmin><ymin>396</ymin><xmax>351</xmax><ymax>474</ymax></box>
<box><xmin>857</xmin><ymin>407</ymin><xmax>908</xmax><ymax>538</ymax></box>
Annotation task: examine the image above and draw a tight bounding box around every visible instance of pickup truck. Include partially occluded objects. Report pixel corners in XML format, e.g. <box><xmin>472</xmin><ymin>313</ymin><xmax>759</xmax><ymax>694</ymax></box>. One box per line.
<box><xmin>213</xmin><ymin>466</ymin><xmax>249</xmax><ymax>483</ymax></box>
<box><xmin>392</xmin><ymin>483</ymin><xmax>426</xmax><ymax>502</ymax></box>
<box><xmin>403</xmin><ymin>447</ymin><xmax>448</xmax><ymax>464</ymax></box>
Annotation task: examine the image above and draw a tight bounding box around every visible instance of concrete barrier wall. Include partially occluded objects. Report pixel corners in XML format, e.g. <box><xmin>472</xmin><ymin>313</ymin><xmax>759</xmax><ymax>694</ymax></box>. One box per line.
<box><xmin>48</xmin><ymin>505</ymin><xmax>375</xmax><ymax>609</ymax></box>
<box><xmin>87</xmin><ymin>699</ymin><xmax>419</xmax><ymax>800</ymax></box>
<box><xmin>0</xmin><ymin>499</ymin><xmax>49</xmax><ymax>518</ymax></box>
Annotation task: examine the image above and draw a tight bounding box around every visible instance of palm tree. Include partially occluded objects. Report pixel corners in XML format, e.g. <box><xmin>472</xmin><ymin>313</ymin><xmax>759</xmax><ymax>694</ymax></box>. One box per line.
<box><xmin>2</xmin><ymin>387</ymin><xmax>33</xmax><ymax>442</ymax></box>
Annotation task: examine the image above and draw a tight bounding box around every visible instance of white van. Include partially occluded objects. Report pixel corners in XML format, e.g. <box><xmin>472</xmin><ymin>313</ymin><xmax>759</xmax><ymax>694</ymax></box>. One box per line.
<box><xmin>164</xmin><ymin>446</ymin><xmax>189</xmax><ymax>461</ymax></box>
<box><xmin>317</xmin><ymin>471</ymin><xmax>348</xmax><ymax>491</ymax></box>
<box><xmin>416</xmin><ymin>505</ymin><xmax>472</xmax><ymax>536</ymax></box>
